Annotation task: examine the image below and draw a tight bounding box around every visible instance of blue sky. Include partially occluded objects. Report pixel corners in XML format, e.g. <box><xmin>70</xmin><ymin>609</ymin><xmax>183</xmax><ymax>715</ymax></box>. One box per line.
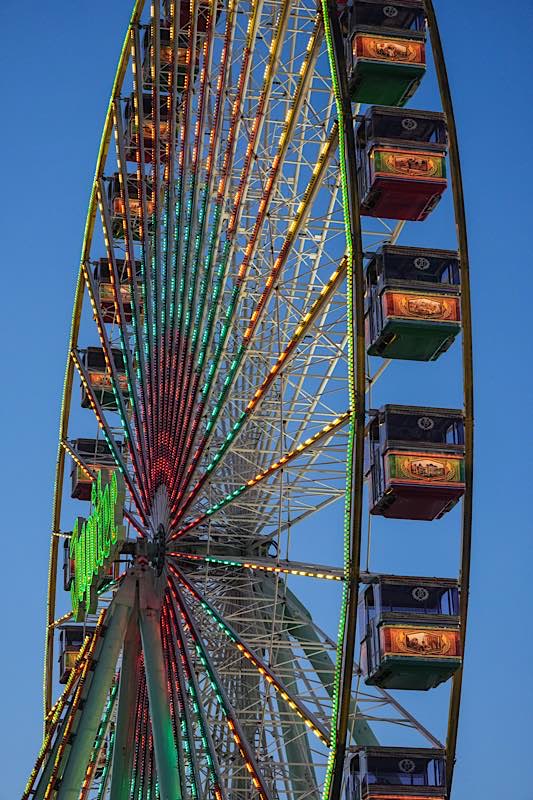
<box><xmin>1</xmin><ymin>1</ymin><xmax>532</xmax><ymax>797</ymax></box>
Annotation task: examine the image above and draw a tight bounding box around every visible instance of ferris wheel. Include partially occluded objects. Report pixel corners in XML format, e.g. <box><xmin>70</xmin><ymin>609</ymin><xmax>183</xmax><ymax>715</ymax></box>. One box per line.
<box><xmin>23</xmin><ymin>1</ymin><xmax>473</xmax><ymax>799</ymax></box>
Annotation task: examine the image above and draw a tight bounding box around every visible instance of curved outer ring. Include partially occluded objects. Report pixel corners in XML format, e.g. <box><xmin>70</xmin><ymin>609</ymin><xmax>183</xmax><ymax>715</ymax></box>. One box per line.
<box><xmin>324</xmin><ymin>1</ymin><xmax>474</xmax><ymax>797</ymax></box>
<box><xmin>44</xmin><ymin>0</ymin><xmax>147</xmax><ymax>718</ymax></box>
<box><xmin>321</xmin><ymin>2</ymin><xmax>366</xmax><ymax>798</ymax></box>
<box><xmin>424</xmin><ymin>1</ymin><xmax>474</xmax><ymax>792</ymax></box>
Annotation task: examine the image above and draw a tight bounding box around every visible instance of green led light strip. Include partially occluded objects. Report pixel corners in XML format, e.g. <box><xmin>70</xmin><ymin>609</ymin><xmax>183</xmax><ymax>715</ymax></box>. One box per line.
<box><xmin>320</xmin><ymin>3</ymin><xmax>356</xmax><ymax>798</ymax></box>
<box><xmin>70</xmin><ymin>472</ymin><xmax>126</xmax><ymax>621</ymax></box>
<box><xmin>96</xmin><ymin>728</ymin><xmax>115</xmax><ymax>800</ymax></box>
<box><xmin>171</xmin><ymin>551</ymin><xmax>344</xmax><ymax>581</ymax></box>
<box><xmin>166</xmin><ymin>0</ymin><xmax>198</xmax><ymax>393</ymax></box>
<box><xmin>161</xmin><ymin>605</ymin><xmax>198</xmax><ymax>799</ymax></box>
<box><xmin>171</xmin><ymin>412</ymin><xmax>350</xmax><ymax>539</ymax></box>
<box><xmin>164</xmin><ymin>597</ymin><xmax>224</xmax><ymax>800</ymax></box>
<box><xmin>170</xmin><ymin>564</ymin><xmax>330</xmax><ymax>745</ymax></box>
<box><xmin>168</xmin><ymin>578</ymin><xmax>270</xmax><ymax>800</ymax></box>
<box><xmin>167</xmin><ymin>4</ymin><xmax>313</xmax><ymax>504</ymax></box>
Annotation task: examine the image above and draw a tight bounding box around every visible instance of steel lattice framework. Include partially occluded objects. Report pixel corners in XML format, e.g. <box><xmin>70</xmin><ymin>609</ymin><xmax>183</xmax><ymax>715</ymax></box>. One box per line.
<box><xmin>24</xmin><ymin>1</ymin><xmax>473</xmax><ymax>799</ymax></box>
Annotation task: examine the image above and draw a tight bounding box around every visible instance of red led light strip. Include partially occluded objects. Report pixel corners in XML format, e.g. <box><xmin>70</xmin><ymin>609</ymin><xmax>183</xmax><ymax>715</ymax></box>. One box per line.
<box><xmin>169</xmin><ymin>0</ymin><xmax>236</xmax><ymax>480</ymax></box>
<box><xmin>168</xmin><ymin>576</ymin><xmax>271</xmax><ymax>800</ymax></box>
<box><xmin>165</xmin><ymin>0</ymin><xmax>305</xmax><ymax>505</ymax></box>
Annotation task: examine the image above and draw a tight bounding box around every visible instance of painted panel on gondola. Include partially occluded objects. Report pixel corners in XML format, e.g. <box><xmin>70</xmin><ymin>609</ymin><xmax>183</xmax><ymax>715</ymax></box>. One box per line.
<box><xmin>130</xmin><ymin>120</ymin><xmax>171</xmax><ymax>139</ymax></box>
<box><xmin>99</xmin><ymin>283</ymin><xmax>132</xmax><ymax>305</ymax></box>
<box><xmin>160</xmin><ymin>44</ymin><xmax>187</xmax><ymax>64</ymax></box>
<box><xmin>354</xmin><ymin>34</ymin><xmax>425</xmax><ymax>65</ymax></box>
<box><xmin>381</xmin><ymin>626</ymin><xmax>461</xmax><ymax>659</ymax></box>
<box><xmin>75</xmin><ymin>463</ymin><xmax>113</xmax><ymax>483</ymax></box>
<box><xmin>89</xmin><ymin>371</ymin><xmax>129</xmax><ymax>393</ymax></box>
<box><xmin>385</xmin><ymin>451</ymin><xmax>465</xmax><ymax>485</ymax></box>
<box><xmin>113</xmin><ymin>197</ymin><xmax>155</xmax><ymax>216</ymax></box>
<box><xmin>372</xmin><ymin>148</ymin><xmax>446</xmax><ymax>180</ymax></box>
<box><xmin>383</xmin><ymin>291</ymin><xmax>460</xmax><ymax>322</ymax></box>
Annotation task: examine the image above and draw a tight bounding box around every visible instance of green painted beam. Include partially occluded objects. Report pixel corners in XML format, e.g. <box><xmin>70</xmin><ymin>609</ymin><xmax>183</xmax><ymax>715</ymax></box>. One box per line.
<box><xmin>57</xmin><ymin>576</ymin><xmax>136</xmax><ymax>799</ymax></box>
<box><xmin>271</xmin><ymin>627</ymin><xmax>319</xmax><ymax>798</ymax></box>
<box><xmin>260</xmin><ymin>576</ymin><xmax>378</xmax><ymax>747</ymax></box>
<box><xmin>110</xmin><ymin>611</ymin><xmax>142</xmax><ymax>800</ymax></box>
<box><xmin>139</xmin><ymin>574</ymin><xmax>182</xmax><ymax>800</ymax></box>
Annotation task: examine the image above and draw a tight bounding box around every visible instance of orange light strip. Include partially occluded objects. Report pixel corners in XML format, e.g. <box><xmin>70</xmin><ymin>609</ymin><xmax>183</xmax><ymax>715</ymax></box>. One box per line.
<box><xmin>60</xmin><ymin>439</ymin><xmax>96</xmax><ymax>481</ymax></box>
<box><xmin>22</xmin><ymin>640</ymin><xmax>91</xmax><ymax>799</ymax></box>
<box><xmin>368</xmin><ymin>796</ymin><xmax>445</xmax><ymax>800</ymax></box>
<box><xmin>42</xmin><ymin>611</ymin><xmax>106</xmax><ymax>799</ymax></box>
<box><xmin>70</xmin><ymin>349</ymin><xmax>148</xmax><ymax>525</ymax></box>
<box><xmin>170</xmin><ymin>563</ymin><xmax>331</xmax><ymax>745</ymax></box>
<box><xmin>49</xmin><ymin>611</ymin><xmax>74</xmax><ymax>630</ymax></box>
<box><xmin>170</xmin><ymin>411</ymin><xmax>350</xmax><ymax>539</ymax></box>
<box><xmin>242</xmin><ymin>127</ymin><xmax>338</xmax><ymax>341</ymax></box>
<box><xmin>168</xmin><ymin>577</ymin><xmax>271</xmax><ymax>800</ymax></box>
<box><xmin>175</xmin><ymin>259</ymin><xmax>347</xmax><ymax>519</ymax></box>
<box><xmin>170</xmin><ymin>551</ymin><xmax>344</xmax><ymax>581</ymax></box>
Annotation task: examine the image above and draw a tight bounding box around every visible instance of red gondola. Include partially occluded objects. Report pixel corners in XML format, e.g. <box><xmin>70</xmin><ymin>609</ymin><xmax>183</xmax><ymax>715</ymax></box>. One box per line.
<box><xmin>367</xmin><ymin>405</ymin><xmax>465</xmax><ymax>520</ymax></box>
<box><xmin>356</xmin><ymin>106</ymin><xmax>448</xmax><ymax>221</ymax></box>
